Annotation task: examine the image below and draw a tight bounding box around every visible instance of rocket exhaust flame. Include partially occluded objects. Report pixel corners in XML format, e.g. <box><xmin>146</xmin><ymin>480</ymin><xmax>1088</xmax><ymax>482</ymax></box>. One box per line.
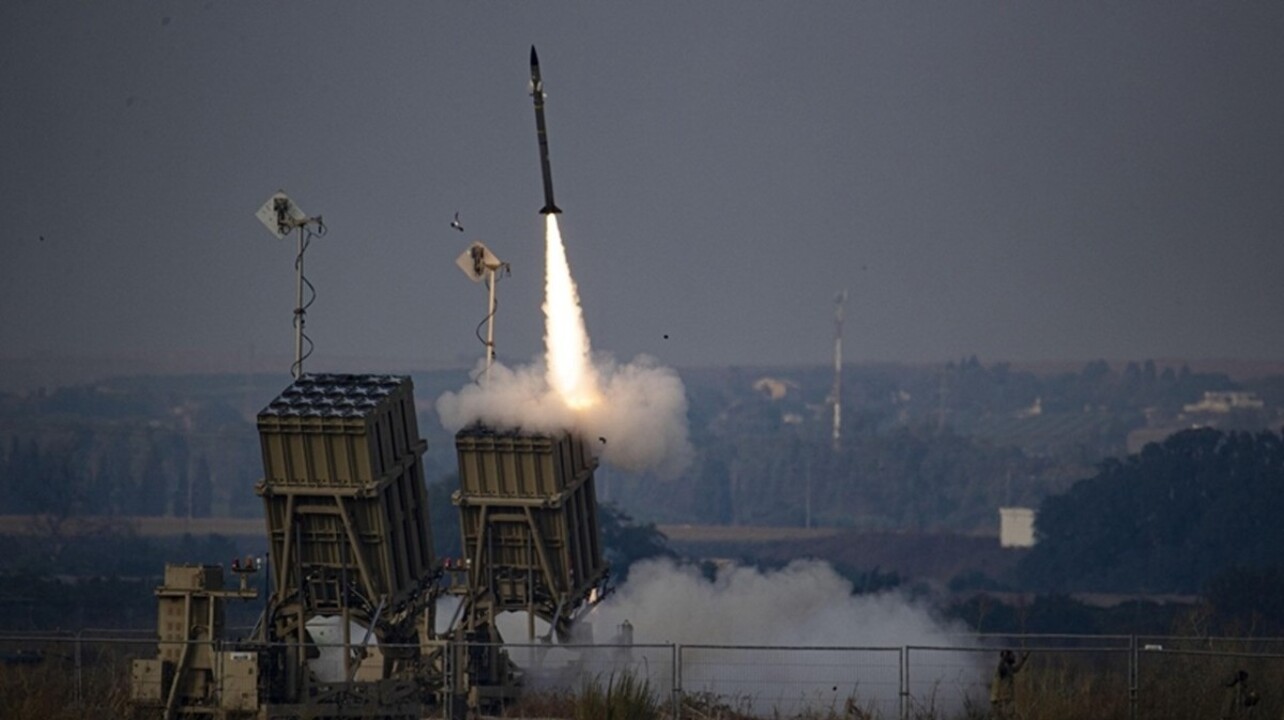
<box><xmin>543</xmin><ymin>214</ymin><xmax>600</xmax><ymax>410</ymax></box>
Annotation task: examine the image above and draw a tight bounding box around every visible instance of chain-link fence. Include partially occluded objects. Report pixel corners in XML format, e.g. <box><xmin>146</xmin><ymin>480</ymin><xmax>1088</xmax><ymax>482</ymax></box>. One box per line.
<box><xmin>1133</xmin><ymin>637</ymin><xmax>1284</xmax><ymax>720</ymax></box>
<box><xmin>909</xmin><ymin>636</ymin><xmax>1134</xmax><ymax>720</ymax></box>
<box><xmin>677</xmin><ymin>644</ymin><xmax>902</xmax><ymax>718</ymax></box>
<box><xmin>3</xmin><ymin>632</ymin><xmax>1284</xmax><ymax>719</ymax></box>
<box><xmin>0</xmin><ymin>632</ymin><xmax>155</xmax><ymax>719</ymax></box>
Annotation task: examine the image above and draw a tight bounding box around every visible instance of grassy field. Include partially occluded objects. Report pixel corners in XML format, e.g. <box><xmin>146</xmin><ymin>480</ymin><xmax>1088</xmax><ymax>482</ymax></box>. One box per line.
<box><xmin>0</xmin><ymin>514</ymin><xmax>264</xmax><ymax>537</ymax></box>
<box><xmin>3</xmin><ymin>642</ymin><xmax>1282</xmax><ymax>720</ymax></box>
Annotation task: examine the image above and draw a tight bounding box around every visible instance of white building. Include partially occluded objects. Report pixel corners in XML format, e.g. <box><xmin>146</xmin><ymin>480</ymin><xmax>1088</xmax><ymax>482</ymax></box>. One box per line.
<box><xmin>999</xmin><ymin>507</ymin><xmax>1036</xmax><ymax>548</ymax></box>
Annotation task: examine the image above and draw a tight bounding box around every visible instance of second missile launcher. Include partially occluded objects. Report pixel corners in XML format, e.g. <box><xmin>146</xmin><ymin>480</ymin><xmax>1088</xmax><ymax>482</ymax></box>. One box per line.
<box><xmin>452</xmin><ymin>425</ymin><xmax>608</xmax><ymax>640</ymax></box>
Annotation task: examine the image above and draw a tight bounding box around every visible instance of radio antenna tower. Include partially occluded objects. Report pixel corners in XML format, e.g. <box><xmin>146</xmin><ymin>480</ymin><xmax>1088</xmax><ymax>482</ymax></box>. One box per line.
<box><xmin>256</xmin><ymin>191</ymin><xmax>326</xmax><ymax>379</ymax></box>
<box><xmin>830</xmin><ymin>290</ymin><xmax>847</xmax><ymax>452</ymax></box>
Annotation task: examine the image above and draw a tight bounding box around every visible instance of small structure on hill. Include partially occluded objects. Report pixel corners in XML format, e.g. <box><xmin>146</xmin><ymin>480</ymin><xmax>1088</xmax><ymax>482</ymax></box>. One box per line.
<box><xmin>999</xmin><ymin>507</ymin><xmax>1036</xmax><ymax>548</ymax></box>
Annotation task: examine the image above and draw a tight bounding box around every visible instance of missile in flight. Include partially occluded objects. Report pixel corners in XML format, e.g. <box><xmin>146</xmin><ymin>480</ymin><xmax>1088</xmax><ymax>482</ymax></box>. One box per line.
<box><xmin>530</xmin><ymin>46</ymin><xmax>562</xmax><ymax>215</ymax></box>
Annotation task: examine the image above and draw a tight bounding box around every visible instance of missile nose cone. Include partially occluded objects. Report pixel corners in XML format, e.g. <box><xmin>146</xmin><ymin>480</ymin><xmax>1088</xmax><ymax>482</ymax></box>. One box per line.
<box><xmin>530</xmin><ymin>45</ymin><xmax>539</xmax><ymax>69</ymax></box>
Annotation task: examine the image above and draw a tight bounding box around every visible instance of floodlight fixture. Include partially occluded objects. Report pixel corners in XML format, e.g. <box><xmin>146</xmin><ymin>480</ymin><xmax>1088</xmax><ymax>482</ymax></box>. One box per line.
<box><xmin>256</xmin><ymin>190</ymin><xmax>325</xmax><ymax>379</ymax></box>
<box><xmin>456</xmin><ymin>241</ymin><xmax>509</xmax><ymax>384</ymax></box>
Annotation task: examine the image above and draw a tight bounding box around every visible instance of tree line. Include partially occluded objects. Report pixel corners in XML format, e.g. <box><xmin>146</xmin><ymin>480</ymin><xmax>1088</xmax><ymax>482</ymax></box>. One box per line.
<box><xmin>1021</xmin><ymin>427</ymin><xmax>1284</xmax><ymax>596</ymax></box>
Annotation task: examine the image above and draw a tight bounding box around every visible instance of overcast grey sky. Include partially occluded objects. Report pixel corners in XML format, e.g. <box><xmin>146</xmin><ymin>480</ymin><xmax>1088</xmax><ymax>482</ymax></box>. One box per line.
<box><xmin>3</xmin><ymin>2</ymin><xmax>1282</xmax><ymax>383</ymax></box>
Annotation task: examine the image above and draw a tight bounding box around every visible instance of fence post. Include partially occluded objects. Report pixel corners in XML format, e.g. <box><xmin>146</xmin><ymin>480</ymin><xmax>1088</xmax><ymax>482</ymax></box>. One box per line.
<box><xmin>900</xmin><ymin>646</ymin><xmax>908</xmax><ymax>720</ymax></box>
<box><xmin>673</xmin><ymin>644</ymin><xmax>682</xmax><ymax>720</ymax></box>
<box><xmin>214</xmin><ymin>638</ymin><xmax>221</xmax><ymax>710</ymax></box>
<box><xmin>444</xmin><ymin>637</ymin><xmax>459</xmax><ymax>720</ymax></box>
<box><xmin>74</xmin><ymin>631</ymin><xmax>83</xmax><ymax>708</ymax></box>
<box><xmin>1129</xmin><ymin>635</ymin><xmax>1138</xmax><ymax>720</ymax></box>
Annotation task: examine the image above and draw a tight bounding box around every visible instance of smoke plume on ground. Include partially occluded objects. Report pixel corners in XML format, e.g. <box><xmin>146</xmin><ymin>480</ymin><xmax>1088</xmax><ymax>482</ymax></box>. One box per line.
<box><xmin>579</xmin><ymin>558</ymin><xmax>982</xmax><ymax>714</ymax></box>
<box><xmin>435</xmin><ymin>356</ymin><xmax>693</xmax><ymax>478</ymax></box>
<box><xmin>593</xmin><ymin>558</ymin><xmax>956</xmax><ymax>647</ymax></box>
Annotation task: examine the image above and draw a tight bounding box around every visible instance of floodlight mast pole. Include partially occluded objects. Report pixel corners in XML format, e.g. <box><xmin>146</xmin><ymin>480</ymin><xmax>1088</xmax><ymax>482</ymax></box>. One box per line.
<box><xmin>256</xmin><ymin>191</ymin><xmax>322</xmax><ymax>381</ymax></box>
<box><xmin>455</xmin><ymin>240</ymin><xmax>507</xmax><ymax>388</ymax></box>
<box><xmin>485</xmin><ymin>268</ymin><xmax>497</xmax><ymax>386</ymax></box>
<box><xmin>294</xmin><ymin>224</ymin><xmax>306</xmax><ymax>379</ymax></box>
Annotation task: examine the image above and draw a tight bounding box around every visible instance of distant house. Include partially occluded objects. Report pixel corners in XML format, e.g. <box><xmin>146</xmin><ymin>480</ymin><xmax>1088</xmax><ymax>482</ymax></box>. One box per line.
<box><xmin>1182</xmin><ymin>391</ymin><xmax>1264</xmax><ymax>414</ymax></box>
<box><xmin>751</xmin><ymin>377</ymin><xmax>797</xmax><ymax>401</ymax></box>
<box><xmin>1015</xmin><ymin>396</ymin><xmax>1043</xmax><ymax>418</ymax></box>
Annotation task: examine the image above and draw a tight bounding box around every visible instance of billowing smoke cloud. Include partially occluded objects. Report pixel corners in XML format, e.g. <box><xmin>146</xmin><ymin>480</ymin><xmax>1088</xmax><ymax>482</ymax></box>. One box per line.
<box><xmin>592</xmin><ymin>558</ymin><xmax>958</xmax><ymax>648</ymax></box>
<box><xmin>437</xmin><ymin>215</ymin><xmax>692</xmax><ymax>477</ymax></box>
<box><xmin>436</xmin><ymin>355</ymin><xmax>693</xmax><ymax>478</ymax></box>
<box><xmin>490</xmin><ymin>558</ymin><xmax>982</xmax><ymax>715</ymax></box>
<box><xmin>575</xmin><ymin>558</ymin><xmax>983</xmax><ymax>715</ymax></box>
